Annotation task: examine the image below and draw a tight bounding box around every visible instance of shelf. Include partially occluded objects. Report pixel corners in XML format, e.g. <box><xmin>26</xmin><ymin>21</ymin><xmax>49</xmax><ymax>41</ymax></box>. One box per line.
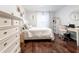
<box><xmin>0</xmin><ymin>10</ymin><xmax>23</xmax><ymax>20</ymax></box>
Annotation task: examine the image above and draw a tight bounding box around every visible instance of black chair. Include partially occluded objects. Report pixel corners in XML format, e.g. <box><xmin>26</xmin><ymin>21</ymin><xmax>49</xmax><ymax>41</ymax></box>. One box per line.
<box><xmin>64</xmin><ymin>31</ymin><xmax>71</xmax><ymax>41</ymax></box>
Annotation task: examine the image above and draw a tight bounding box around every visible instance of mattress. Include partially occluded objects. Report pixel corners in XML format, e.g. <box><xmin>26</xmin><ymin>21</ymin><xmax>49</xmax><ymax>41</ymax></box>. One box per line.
<box><xmin>24</xmin><ymin>27</ymin><xmax>54</xmax><ymax>40</ymax></box>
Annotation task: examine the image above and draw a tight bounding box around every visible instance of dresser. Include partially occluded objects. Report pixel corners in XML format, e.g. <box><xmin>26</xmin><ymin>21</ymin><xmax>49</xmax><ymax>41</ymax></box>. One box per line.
<box><xmin>0</xmin><ymin>5</ymin><xmax>24</xmax><ymax>53</ymax></box>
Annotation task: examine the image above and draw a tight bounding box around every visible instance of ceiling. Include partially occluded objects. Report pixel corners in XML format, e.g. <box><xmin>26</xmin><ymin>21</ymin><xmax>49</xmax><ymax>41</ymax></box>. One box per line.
<box><xmin>23</xmin><ymin>5</ymin><xmax>66</xmax><ymax>12</ymax></box>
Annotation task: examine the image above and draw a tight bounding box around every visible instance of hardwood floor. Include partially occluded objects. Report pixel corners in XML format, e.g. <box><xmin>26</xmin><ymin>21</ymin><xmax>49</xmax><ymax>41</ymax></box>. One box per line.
<box><xmin>20</xmin><ymin>34</ymin><xmax>79</xmax><ymax>53</ymax></box>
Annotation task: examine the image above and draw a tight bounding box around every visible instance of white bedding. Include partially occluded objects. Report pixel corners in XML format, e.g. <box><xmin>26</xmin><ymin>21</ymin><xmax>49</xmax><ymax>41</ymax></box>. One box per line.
<box><xmin>24</xmin><ymin>27</ymin><xmax>54</xmax><ymax>40</ymax></box>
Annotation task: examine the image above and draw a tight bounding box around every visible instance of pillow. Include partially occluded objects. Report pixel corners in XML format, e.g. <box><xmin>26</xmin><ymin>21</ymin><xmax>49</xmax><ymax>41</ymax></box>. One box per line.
<box><xmin>23</xmin><ymin>24</ymin><xmax>29</xmax><ymax>29</ymax></box>
<box><xmin>24</xmin><ymin>23</ymin><xmax>33</xmax><ymax>29</ymax></box>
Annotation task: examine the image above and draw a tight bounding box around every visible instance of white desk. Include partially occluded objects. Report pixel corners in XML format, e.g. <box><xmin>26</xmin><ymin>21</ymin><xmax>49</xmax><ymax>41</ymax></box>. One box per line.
<box><xmin>68</xmin><ymin>28</ymin><xmax>79</xmax><ymax>46</ymax></box>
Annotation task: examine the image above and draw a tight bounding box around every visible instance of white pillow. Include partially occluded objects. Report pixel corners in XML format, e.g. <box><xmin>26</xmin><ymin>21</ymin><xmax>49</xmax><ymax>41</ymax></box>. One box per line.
<box><xmin>24</xmin><ymin>24</ymin><xmax>33</xmax><ymax>29</ymax></box>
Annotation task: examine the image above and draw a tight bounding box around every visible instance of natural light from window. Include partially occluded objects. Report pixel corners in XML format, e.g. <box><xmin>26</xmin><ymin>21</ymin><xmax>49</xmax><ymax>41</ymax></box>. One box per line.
<box><xmin>37</xmin><ymin>12</ymin><xmax>49</xmax><ymax>27</ymax></box>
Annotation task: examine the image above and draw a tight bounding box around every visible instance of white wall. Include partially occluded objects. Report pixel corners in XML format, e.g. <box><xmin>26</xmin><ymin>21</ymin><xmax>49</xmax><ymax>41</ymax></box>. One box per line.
<box><xmin>24</xmin><ymin>11</ymin><xmax>54</xmax><ymax>29</ymax></box>
<box><xmin>55</xmin><ymin>5</ymin><xmax>79</xmax><ymax>26</ymax></box>
<box><xmin>24</xmin><ymin>12</ymin><xmax>37</xmax><ymax>26</ymax></box>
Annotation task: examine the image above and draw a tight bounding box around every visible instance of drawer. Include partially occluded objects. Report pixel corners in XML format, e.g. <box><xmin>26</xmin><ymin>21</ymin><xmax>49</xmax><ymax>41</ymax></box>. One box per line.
<box><xmin>11</xmin><ymin>27</ymin><xmax>19</xmax><ymax>33</ymax></box>
<box><xmin>13</xmin><ymin>11</ymin><xmax>21</xmax><ymax>18</ymax></box>
<box><xmin>0</xmin><ymin>17</ymin><xmax>11</xmax><ymax>27</ymax></box>
<box><xmin>0</xmin><ymin>27</ymin><xmax>19</xmax><ymax>40</ymax></box>
<box><xmin>20</xmin><ymin>20</ymin><xmax>24</xmax><ymax>26</ymax></box>
<box><xmin>3</xmin><ymin>39</ymin><xmax>20</xmax><ymax>53</ymax></box>
<box><xmin>0</xmin><ymin>33</ymin><xmax>20</xmax><ymax>51</ymax></box>
<box><xmin>13</xmin><ymin>20</ymin><xmax>20</xmax><ymax>25</ymax></box>
<box><xmin>12</xmin><ymin>45</ymin><xmax>20</xmax><ymax>53</ymax></box>
<box><xmin>16</xmin><ymin>46</ymin><xmax>20</xmax><ymax>53</ymax></box>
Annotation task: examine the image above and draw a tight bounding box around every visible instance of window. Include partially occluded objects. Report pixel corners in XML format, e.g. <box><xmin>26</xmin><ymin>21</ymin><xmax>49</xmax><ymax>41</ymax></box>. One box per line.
<box><xmin>36</xmin><ymin>12</ymin><xmax>49</xmax><ymax>27</ymax></box>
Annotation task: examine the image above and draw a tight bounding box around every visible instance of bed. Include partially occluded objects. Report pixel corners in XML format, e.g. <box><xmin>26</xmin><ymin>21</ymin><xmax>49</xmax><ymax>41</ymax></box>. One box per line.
<box><xmin>23</xmin><ymin>27</ymin><xmax>54</xmax><ymax>40</ymax></box>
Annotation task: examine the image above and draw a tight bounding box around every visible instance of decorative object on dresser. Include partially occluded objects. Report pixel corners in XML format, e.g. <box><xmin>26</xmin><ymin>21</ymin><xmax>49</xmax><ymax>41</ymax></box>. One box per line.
<box><xmin>0</xmin><ymin>6</ymin><xmax>24</xmax><ymax>53</ymax></box>
<box><xmin>53</xmin><ymin>17</ymin><xmax>62</xmax><ymax>34</ymax></box>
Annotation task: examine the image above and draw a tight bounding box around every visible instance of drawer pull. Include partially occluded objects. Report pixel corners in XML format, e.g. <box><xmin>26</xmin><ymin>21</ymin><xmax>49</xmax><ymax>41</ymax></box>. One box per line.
<box><xmin>16</xmin><ymin>22</ymin><xmax>17</xmax><ymax>23</ymax></box>
<box><xmin>15</xmin><ymin>49</ymin><xmax>17</xmax><ymax>52</ymax></box>
<box><xmin>4</xmin><ymin>21</ymin><xmax>7</xmax><ymax>23</ymax></box>
<box><xmin>16</xmin><ymin>42</ymin><xmax>17</xmax><ymax>44</ymax></box>
<box><xmin>3</xmin><ymin>32</ymin><xmax>7</xmax><ymax>34</ymax></box>
<box><xmin>4</xmin><ymin>43</ymin><xmax>7</xmax><ymax>46</ymax></box>
<box><xmin>16</xmin><ymin>35</ymin><xmax>17</xmax><ymax>37</ymax></box>
<box><xmin>16</xmin><ymin>28</ymin><xmax>17</xmax><ymax>30</ymax></box>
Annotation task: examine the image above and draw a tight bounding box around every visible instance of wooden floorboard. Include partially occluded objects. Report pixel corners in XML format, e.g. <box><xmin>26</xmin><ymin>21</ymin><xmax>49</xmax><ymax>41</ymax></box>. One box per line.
<box><xmin>20</xmin><ymin>34</ymin><xmax>79</xmax><ymax>53</ymax></box>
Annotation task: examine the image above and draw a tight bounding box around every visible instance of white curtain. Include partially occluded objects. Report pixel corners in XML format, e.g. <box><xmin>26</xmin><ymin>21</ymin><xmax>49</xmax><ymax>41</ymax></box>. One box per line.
<box><xmin>36</xmin><ymin>12</ymin><xmax>49</xmax><ymax>27</ymax></box>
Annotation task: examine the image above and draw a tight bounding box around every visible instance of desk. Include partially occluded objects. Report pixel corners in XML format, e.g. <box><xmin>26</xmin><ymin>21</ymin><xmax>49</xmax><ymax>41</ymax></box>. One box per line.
<box><xmin>68</xmin><ymin>28</ymin><xmax>79</xmax><ymax>46</ymax></box>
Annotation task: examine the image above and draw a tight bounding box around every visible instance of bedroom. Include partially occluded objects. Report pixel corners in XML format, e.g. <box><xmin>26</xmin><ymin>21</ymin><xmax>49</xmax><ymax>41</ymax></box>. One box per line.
<box><xmin>0</xmin><ymin>5</ymin><xmax>79</xmax><ymax>53</ymax></box>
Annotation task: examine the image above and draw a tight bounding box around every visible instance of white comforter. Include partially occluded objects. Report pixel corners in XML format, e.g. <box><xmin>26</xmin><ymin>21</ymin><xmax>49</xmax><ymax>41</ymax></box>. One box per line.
<box><xmin>24</xmin><ymin>27</ymin><xmax>54</xmax><ymax>40</ymax></box>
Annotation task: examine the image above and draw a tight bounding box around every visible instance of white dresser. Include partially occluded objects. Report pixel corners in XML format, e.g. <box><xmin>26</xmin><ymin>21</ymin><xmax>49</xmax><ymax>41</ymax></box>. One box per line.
<box><xmin>0</xmin><ymin>5</ymin><xmax>24</xmax><ymax>53</ymax></box>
